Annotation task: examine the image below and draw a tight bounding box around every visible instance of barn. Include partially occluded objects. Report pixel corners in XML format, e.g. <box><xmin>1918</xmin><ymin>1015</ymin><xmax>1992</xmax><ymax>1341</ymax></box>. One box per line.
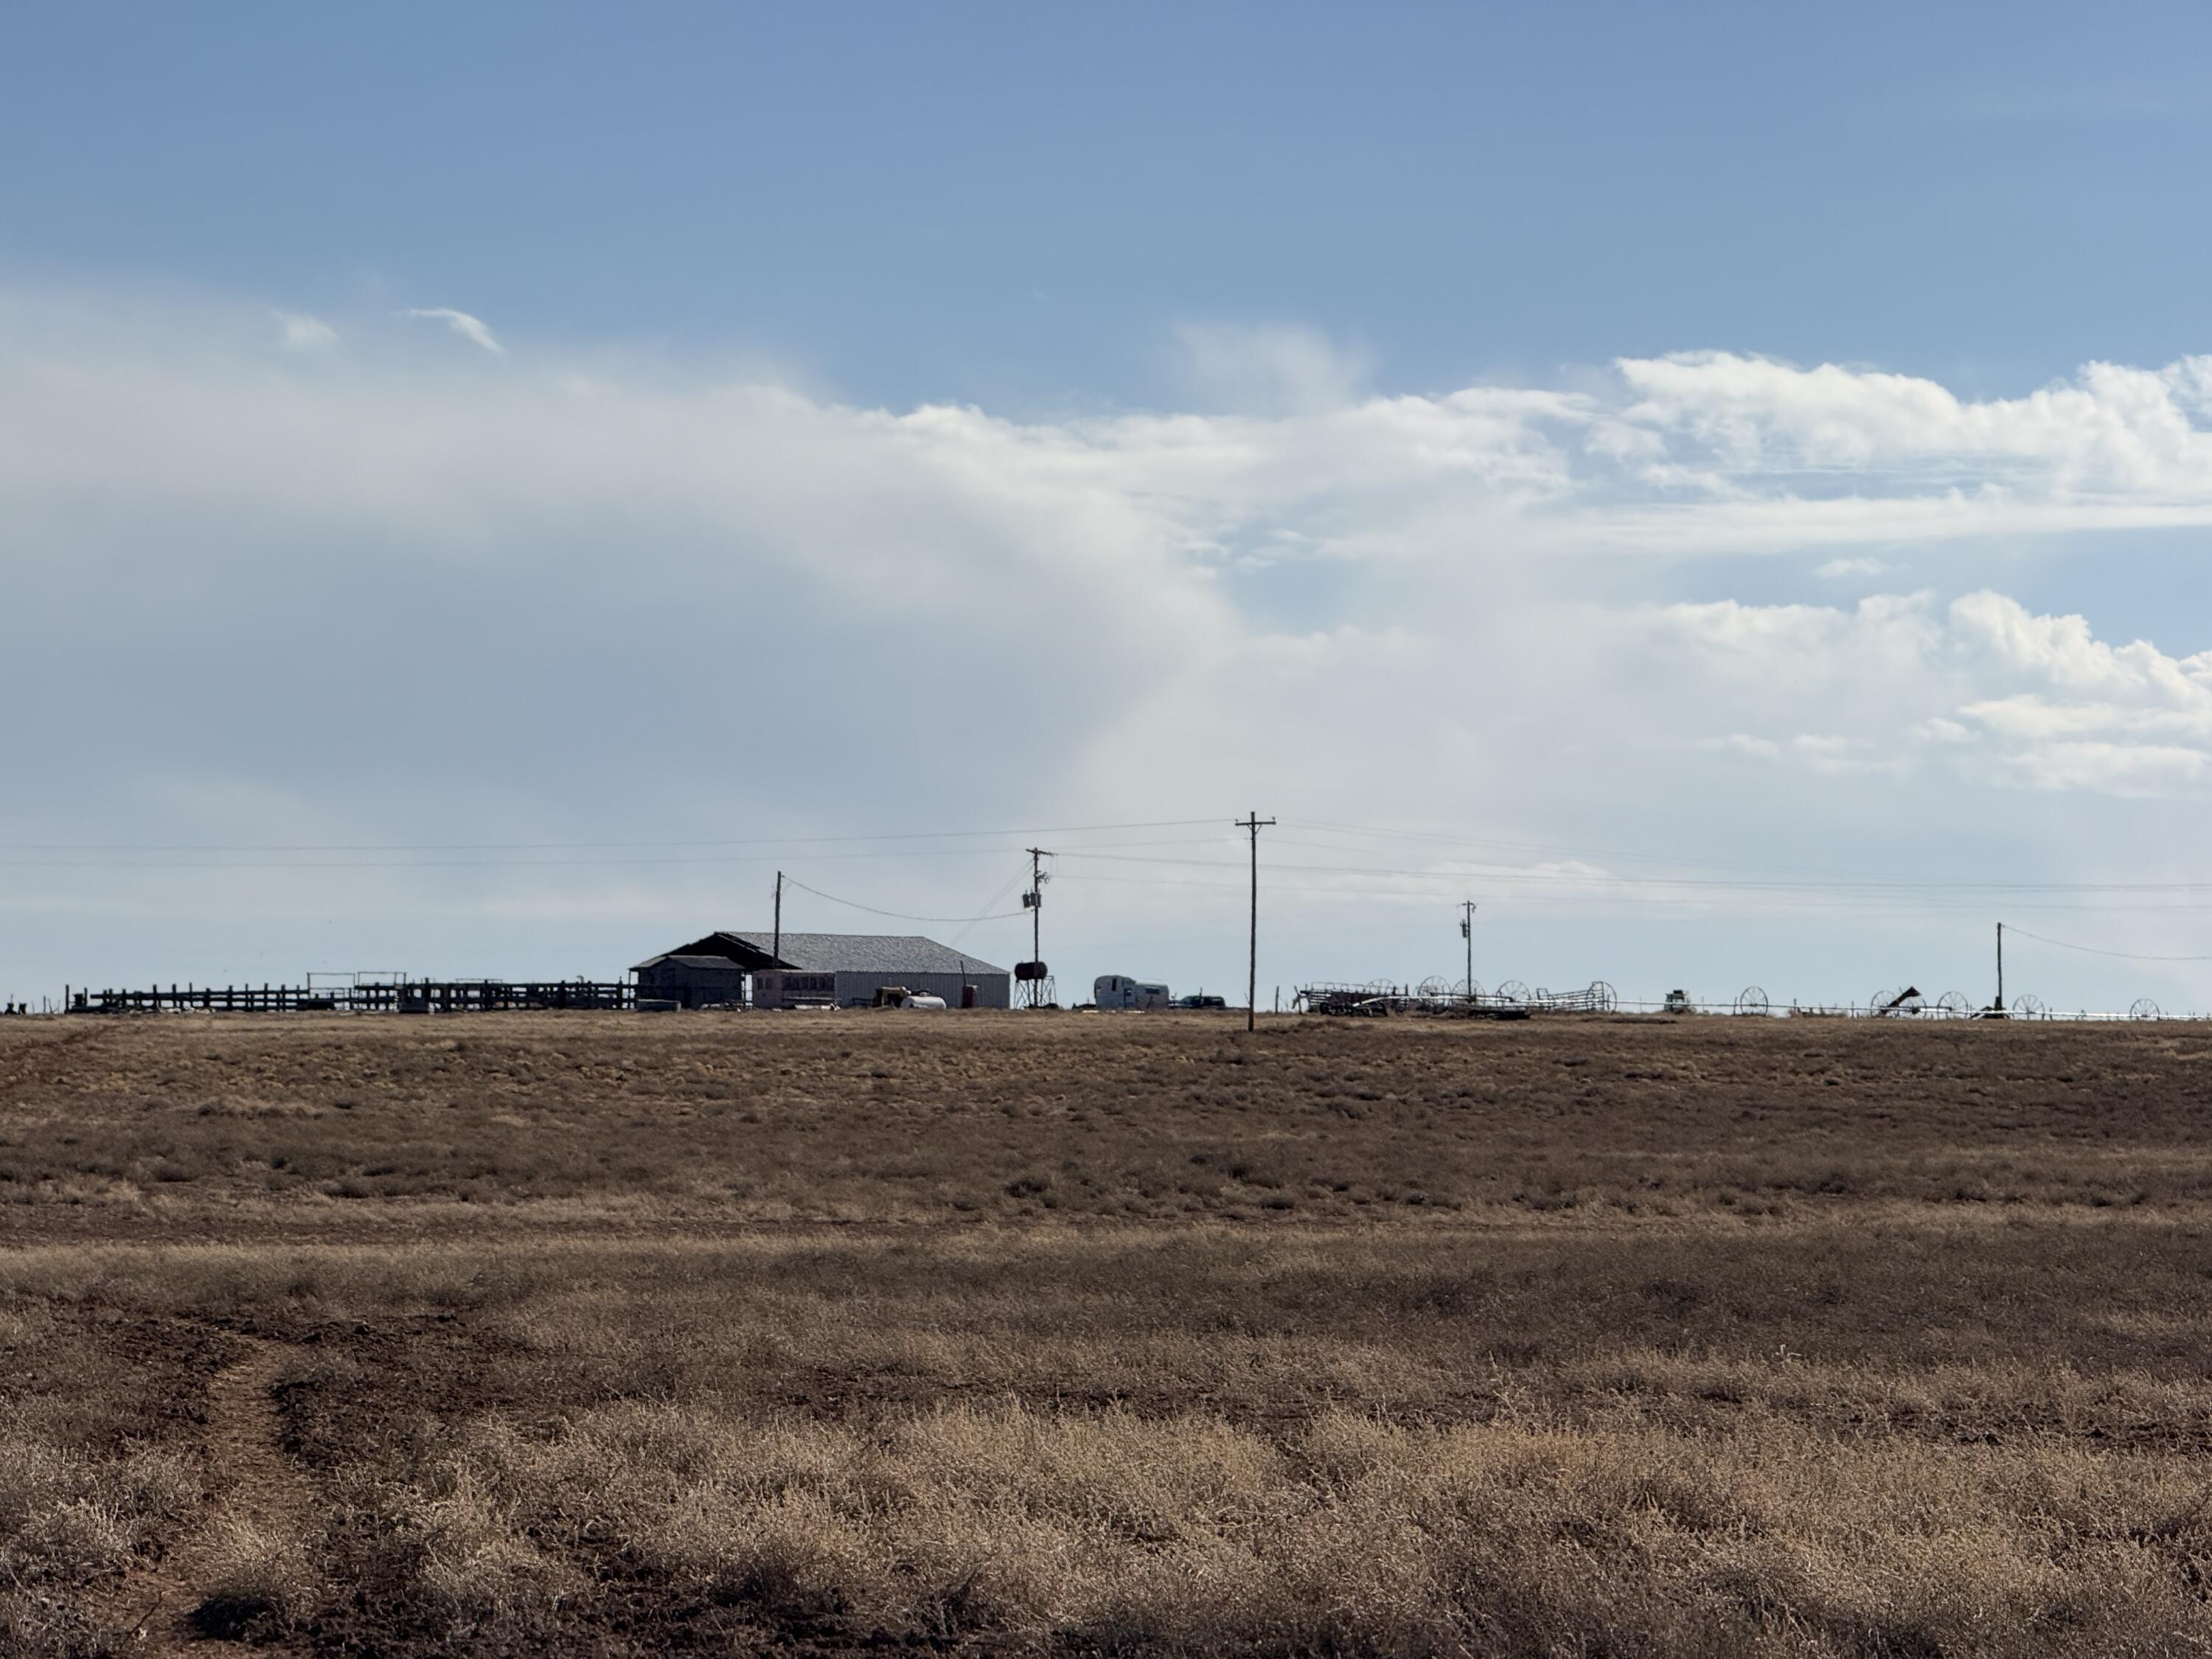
<box><xmin>633</xmin><ymin>932</ymin><xmax>1012</xmax><ymax>1009</ymax></box>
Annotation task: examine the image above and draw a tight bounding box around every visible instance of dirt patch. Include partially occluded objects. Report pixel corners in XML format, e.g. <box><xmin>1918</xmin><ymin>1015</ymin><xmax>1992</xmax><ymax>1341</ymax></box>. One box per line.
<box><xmin>93</xmin><ymin>1336</ymin><xmax>315</xmax><ymax>1654</ymax></box>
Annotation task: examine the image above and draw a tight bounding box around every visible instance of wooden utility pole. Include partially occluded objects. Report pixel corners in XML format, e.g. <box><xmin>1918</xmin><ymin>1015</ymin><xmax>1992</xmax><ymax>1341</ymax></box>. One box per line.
<box><xmin>1996</xmin><ymin>922</ymin><xmax>2003</xmax><ymax>1012</ymax></box>
<box><xmin>1236</xmin><ymin>812</ymin><xmax>1275</xmax><ymax>1032</ymax></box>
<box><xmin>1460</xmin><ymin>900</ymin><xmax>1478</xmax><ymax>1004</ymax></box>
<box><xmin>771</xmin><ymin>871</ymin><xmax>783</xmax><ymax>1010</ymax></box>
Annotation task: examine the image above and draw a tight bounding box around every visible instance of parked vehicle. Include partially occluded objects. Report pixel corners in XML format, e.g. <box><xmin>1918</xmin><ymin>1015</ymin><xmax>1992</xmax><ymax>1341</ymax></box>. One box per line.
<box><xmin>1094</xmin><ymin>975</ymin><xmax>1171</xmax><ymax>1010</ymax></box>
<box><xmin>872</xmin><ymin>986</ymin><xmax>947</xmax><ymax>1010</ymax></box>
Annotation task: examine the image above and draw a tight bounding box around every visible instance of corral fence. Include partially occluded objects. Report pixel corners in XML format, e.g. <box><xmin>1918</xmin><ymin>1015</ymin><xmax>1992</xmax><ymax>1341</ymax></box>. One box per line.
<box><xmin>49</xmin><ymin>974</ymin><xmax>2208</xmax><ymax>1024</ymax></box>
<box><xmin>68</xmin><ymin>974</ymin><xmax>634</xmax><ymax>1015</ymax></box>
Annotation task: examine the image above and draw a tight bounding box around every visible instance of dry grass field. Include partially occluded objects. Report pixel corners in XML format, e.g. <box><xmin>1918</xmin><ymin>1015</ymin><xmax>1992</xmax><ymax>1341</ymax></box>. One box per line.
<box><xmin>4</xmin><ymin>1010</ymin><xmax>2212</xmax><ymax>1655</ymax></box>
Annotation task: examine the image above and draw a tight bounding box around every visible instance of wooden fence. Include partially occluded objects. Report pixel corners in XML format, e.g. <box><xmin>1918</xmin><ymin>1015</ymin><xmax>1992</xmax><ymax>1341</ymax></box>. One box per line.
<box><xmin>69</xmin><ymin>979</ymin><xmax>634</xmax><ymax>1015</ymax></box>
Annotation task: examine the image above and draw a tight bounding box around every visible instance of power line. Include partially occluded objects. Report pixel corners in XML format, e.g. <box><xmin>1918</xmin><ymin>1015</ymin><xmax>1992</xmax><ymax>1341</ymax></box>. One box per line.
<box><xmin>1281</xmin><ymin>817</ymin><xmax>1931</xmax><ymax>886</ymax></box>
<box><xmin>1278</xmin><ymin>820</ymin><xmax>2212</xmax><ymax>902</ymax></box>
<box><xmin>1056</xmin><ymin>847</ymin><xmax>2212</xmax><ymax>897</ymax></box>
<box><xmin>946</xmin><ymin>865</ymin><xmax>1029</xmax><ymax>950</ymax></box>
<box><xmin>2001</xmin><ymin>926</ymin><xmax>2212</xmax><ymax>963</ymax></box>
<box><xmin>778</xmin><ymin>875</ymin><xmax>1028</xmax><ymax>927</ymax></box>
<box><xmin>18</xmin><ymin>805</ymin><xmax>2212</xmax><ymax>952</ymax></box>
<box><xmin>1048</xmin><ymin>868</ymin><xmax>2212</xmax><ymax>915</ymax></box>
<box><xmin>0</xmin><ymin>818</ymin><xmax>1225</xmax><ymax>855</ymax></box>
<box><xmin>0</xmin><ymin>834</ymin><xmax>1234</xmax><ymax>874</ymax></box>
<box><xmin>13</xmin><ymin>811</ymin><xmax>2212</xmax><ymax>902</ymax></box>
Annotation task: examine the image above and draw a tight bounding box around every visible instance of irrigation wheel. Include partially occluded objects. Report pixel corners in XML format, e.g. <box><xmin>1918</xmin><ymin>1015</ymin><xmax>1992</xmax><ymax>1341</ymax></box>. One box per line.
<box><xmin>2011</xmin><ymin>993</ymin><xmax>2045</xmax><ymax>1019</ymax></box>
<box><xmin>2131</xmin><ymin>998</ymin><xmax>2162</xmax><ymax>1021</ymax></box>
<box><xmin>1495</xmin><ymin>980</ymin><xmax>1531</xmax><ymax>1006</ymax></box>
<box><xmin>1591</xmin><ymin>981</ymin><xmax>1618</xmax><ymax>1012</ymax></box>
<box><xmin>1735</xmin><ymin>986</ymin><xmax>1770</xmax><ymax>1016</ymax></box>
<box><xmin>1936</xmin><ymin>991</ymin><xmax>1971</xmax><ymax>1016</ymax></box>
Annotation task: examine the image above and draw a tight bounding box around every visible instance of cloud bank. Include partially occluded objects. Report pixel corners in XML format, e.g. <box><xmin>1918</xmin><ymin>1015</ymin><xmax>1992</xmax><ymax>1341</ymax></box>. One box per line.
<box><xmin>2</xmin><ymin>287</ymin><xmax>2209</xmax><ymax>1002</ymax></box>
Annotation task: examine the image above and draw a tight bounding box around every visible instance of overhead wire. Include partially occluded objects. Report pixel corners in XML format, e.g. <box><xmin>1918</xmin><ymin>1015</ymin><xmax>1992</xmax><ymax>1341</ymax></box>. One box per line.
<box><xmin>2002</xmin><ymin>926</ymin><xmax>2212</xmax><ymax>963</ymax></box>
<box><xmin>0</xmin><ymin>830</ymin><xmax>1234</xmax><ymax>873</ymax></box>
<box><xmin>778</xmin><ymin>875</ymin><xmax>1028</xmax><ymax>927</ymax></box>
<box><xmin>1279</xmin><ymin>817</ymin><xmax>1935</xmax><ymax>886</ymax></box>
<box><xmin>0</xmin><ymin>818</ymin><xmax>1226</xmax><ymax>857</ymax></box>
<box><xmin>13</xmin><ymin>808</ymin><xmax>2212</xmax><ymax>939</ymax></box>
<box><xmin>1050</xmin><ymin>867</ymin><xmax>2212</xmax><ymax>915</ymax></box>
<box><xmin>945</xmin><ymin>865</ymin><xmax>1031</xmax><ymax>949</ymax></box>
<box><xmin>1054</xmin><ymin>847</ymin><xmax>2212</xmax><ymax>897</ymax></box>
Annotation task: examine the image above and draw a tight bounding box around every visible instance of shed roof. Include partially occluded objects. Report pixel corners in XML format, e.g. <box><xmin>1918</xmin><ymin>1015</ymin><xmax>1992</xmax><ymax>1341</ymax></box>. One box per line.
<box><xmin>635</xmin><ymin>953</ymin><xmax>750</xmax><ymax>973</ymax></box>
<box><xmin>634</xmin><ymin>931</ymin><xmax>1009</xmax><ymax>976</ymax></box>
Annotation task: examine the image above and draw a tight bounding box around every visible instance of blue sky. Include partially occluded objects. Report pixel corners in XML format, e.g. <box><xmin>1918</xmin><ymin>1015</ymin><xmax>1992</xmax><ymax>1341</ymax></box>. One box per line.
<box><xmin>7</xmin><ymin>4</ymin><xmax>2212</xmax><ymax>1012</ymax></box>
<box><xmin>13</xmin><ymin>2</ymin><xmax>2212</xmax><ymax>407</ymax></box>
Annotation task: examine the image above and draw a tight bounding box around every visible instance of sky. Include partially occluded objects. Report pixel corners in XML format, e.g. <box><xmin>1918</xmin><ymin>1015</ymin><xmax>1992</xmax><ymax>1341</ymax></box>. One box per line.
<box><xmin>8</xmin><ymin>2</ymin><xmax>2212</xmax><ymax>1012</ymax></box>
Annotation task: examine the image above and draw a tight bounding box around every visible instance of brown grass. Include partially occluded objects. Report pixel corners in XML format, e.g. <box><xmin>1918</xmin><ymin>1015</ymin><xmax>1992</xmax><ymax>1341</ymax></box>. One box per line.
<box><xmin>4</xmin><ymin>1012</ymin><xmax>2212</xmax><ymax>1652</ymax></box>
<box><xmin>5</xmin><ymin>1011</ymin><xmax>2212</xmax><ymax>1229</ymax></box>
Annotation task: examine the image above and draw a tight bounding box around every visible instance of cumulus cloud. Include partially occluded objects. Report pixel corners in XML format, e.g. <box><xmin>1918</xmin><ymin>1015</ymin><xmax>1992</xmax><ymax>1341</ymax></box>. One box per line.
<box><xmin>402</xmin><ymin>305</ymin><xmax>504</xmax><ymax>354</ymax></box>
<box><xmin>4</xmin><ymin>285</ymin><xmax>2212</xmax><ymax>1004</ymax></box>
<box><xmin>1642</xmin><ymin>588</ymin><xmax>2212</xmax><ymax>794</ymax></box>
<box><xmin>274</xmin><ymin>310</ymin><xmax>338</xmax><ymax>351</ymax></box>
<box><xmin>1615</xmin><ymin>350</ymin><xmax>2212</xmax><ymax>490</ymax></box>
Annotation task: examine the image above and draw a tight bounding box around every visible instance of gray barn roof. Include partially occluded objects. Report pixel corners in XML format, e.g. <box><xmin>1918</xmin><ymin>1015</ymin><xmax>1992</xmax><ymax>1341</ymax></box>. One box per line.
<box><xmin>634</xmin><ymin>931</ymin><xmax>1008</xmax><ymax>976</ymax></box>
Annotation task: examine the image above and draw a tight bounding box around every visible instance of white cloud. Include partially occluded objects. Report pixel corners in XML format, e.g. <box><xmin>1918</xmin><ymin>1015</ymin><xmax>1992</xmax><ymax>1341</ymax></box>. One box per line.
<box><xmin>1641</xmin><ymin>588</ymin><xmax>2212</xmax><ymax>795</ymax></box>
<box><xmin>1702</xmin><ymin>731</ymin><xmax>1907</xmax><ymax>779</ymax></box>
<box><xmin>1950</xmin><ymin>589</ymin><xmax>2212</xmax><ymax>701</ymax></box>
<box><xmin>1995</xmin><ymin>741</ymin><xmax>2212</xmax><ymax>796</ymax></box>
<box><xmin>274</xmin><ymin>310</ymin><xmax>338</xmax><ymax>351</ymax></box>
<box><xmin>402</xmin><ymin>306</ymin><xmax>504</xmax><ymax>354</ymax></box>
<box><xmin>1615</xmin><ymin>350</ymin><xmax>2212</xmax><ymax>493</ymax></box>
<box><xmin>1172</xmin><ymin>321</ymin><xmax>1373</xmax><ymax>416</ymax></box>
<box><xmin>1650</xmin><ymin>593</ymin><xmax>1942</xmax><ymax>689</ymax></box>
<box><xmin>6</xmin><ymin>286</ymin><xmax>2212</xmax><ymax>1004</ymax></box>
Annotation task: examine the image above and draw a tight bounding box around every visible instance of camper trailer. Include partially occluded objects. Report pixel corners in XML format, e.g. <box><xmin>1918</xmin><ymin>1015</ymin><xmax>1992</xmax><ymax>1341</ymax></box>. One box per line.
<box><xmin>1094</xmin><ymin>975</ymin><xmax>1171</xmax><ymax>1010</ymax></box>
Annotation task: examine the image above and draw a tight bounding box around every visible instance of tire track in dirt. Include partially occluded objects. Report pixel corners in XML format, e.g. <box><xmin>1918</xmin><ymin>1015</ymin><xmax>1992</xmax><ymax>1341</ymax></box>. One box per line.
<box><xmin>96</xmin><ymin>1336</ymin><xmax>315</xmax><ymax>1655</ymax></box>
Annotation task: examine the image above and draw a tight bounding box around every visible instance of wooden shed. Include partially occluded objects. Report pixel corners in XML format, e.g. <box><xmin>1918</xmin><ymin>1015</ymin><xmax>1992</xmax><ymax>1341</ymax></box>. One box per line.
<box><xmin>630</xmin><ymin>953</ymin><xmax>748</xmax><ymax>1009</ymax></box>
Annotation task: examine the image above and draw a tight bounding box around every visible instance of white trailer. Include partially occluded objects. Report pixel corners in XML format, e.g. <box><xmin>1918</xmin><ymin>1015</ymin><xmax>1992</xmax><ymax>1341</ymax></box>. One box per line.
<box><xmin>1095</xmin><ymin>975</ymin><xmax>1171</xmax><ymax>1010</ymax></box>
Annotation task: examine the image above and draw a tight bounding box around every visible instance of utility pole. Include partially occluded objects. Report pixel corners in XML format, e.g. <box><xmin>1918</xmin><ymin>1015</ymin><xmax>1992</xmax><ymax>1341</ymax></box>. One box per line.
<box><xmin>1996</xmin><ymin>921</ymin><xmax>2003</xmax><ymax>1012</ymax></box>
<box><xmin>1021</xmin><ymin>848</ymin><xmax>1052</xmax><ymax>1008</ymax></box>
<box><xmin>771</xmin><ymin>871</ymin><xmax>783</xmax><ymax>1011</ymax></box>
<box><xmin>1236</xmin><ymin>812</ymin><xmax>1275</xmax><ymax>1032</ymax></box>
<box><xmin>1460</xmin><ymin>900</ymin><xmax>1478</xmax><ymax>1005</ymax></box>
